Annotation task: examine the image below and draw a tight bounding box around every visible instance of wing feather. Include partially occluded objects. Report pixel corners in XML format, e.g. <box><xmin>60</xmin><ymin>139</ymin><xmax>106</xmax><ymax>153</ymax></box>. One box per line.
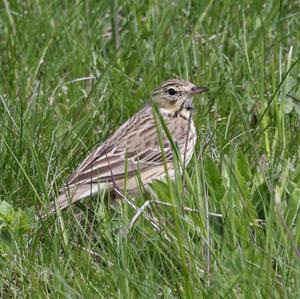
<box><xmin>65</xmin><ymin>107</ymin><xmax>175</xmax><ymax>188</ymax></box>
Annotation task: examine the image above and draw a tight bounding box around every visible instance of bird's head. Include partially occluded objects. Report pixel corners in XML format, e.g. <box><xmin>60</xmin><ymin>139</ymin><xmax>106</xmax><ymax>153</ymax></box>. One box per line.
<box><xmin>152</xmin><ymin>79</ymin><xmax>208</xmax><ymax>114</ymax></box>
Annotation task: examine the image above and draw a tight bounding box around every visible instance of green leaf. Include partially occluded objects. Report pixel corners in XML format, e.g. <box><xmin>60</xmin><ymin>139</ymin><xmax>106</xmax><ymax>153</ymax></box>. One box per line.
<box><xmin>204</xmin><ymin>157</ymin><xmax>225</xmax><ymax>201</ymax></box>
<box><xmin>237</xmin><ymin>149</ymin><xmax>252</xmax><ymax>181</ymax></box>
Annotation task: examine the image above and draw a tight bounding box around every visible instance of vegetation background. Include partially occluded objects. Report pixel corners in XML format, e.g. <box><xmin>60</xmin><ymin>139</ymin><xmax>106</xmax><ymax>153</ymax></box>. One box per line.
<box><xmin>1</xmin><ymin>0</ymin><xmax>300</xmax><ymax>298</ymax></box>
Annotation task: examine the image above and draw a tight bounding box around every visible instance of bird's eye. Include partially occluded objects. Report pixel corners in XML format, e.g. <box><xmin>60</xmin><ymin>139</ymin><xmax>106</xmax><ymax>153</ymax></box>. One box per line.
<box><xmin>167</xmin><ymin>88</ymin><xmax>177</xmax><ymax>96</ymax></box>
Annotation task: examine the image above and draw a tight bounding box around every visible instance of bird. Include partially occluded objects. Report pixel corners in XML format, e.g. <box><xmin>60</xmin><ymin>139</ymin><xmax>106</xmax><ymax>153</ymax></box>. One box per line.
<box><xmin>48</xmin><ymin>79</ymin><xmax>208</xmax><ymax>215</ymax></box>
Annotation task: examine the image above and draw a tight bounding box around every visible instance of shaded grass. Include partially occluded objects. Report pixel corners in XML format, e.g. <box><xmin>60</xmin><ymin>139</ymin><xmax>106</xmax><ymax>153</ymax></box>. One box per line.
<box><xmin>1</xmin><ymin>0</ymin><xmax>300</xmax><ymax>297</ymax></box>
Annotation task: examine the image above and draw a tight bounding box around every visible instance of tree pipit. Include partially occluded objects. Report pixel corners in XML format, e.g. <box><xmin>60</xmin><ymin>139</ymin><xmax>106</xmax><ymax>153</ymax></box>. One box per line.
<box><xmin>48</xmin><ymin>79</ymin><xmax>208</xmax><ymax>215</ymax></box>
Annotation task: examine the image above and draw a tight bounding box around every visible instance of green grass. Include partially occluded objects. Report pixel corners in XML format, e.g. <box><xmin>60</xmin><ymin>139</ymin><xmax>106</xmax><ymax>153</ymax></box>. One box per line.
<box><xmin>1</xmin><ymin>0</ymin><xmax>300</xmax><ymax>297</ymax></box>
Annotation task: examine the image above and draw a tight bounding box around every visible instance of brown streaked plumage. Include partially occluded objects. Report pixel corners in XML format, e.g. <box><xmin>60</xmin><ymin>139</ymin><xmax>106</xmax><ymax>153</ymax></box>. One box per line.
<box><xmin>48</xmin><ymin>79</ymin><xmax>208</xmax><ymax>215</ymax></box>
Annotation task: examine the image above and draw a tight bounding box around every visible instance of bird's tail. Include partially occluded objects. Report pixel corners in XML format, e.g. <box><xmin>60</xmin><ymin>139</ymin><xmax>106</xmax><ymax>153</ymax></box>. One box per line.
<box><xmin>40</xmin><ymin>184</ymin><xmax>99</xmax><ymax>219</ymax></box>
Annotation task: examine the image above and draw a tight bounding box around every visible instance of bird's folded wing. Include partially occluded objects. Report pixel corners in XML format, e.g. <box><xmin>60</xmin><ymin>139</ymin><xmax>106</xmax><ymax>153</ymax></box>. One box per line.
<box><xmin>65</xmin><ymin>145</ymin><xmax>173</xmax><ymax>188</ymax></box>
<box><xmin>64</xmin><ymin>109</ymin><xmax>176</xmax><ymax>188</ymax></box>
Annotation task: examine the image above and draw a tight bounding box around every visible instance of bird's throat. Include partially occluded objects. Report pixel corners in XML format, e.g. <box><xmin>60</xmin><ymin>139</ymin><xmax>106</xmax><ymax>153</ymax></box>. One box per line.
<box><xmin>158</xmin><ymin>107</ymin><xmax>191</xmax><ymax>121</ymax></box>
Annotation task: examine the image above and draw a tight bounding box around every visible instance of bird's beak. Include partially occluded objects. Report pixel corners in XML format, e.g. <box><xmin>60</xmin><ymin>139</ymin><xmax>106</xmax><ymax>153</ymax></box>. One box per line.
<box><xmin>190</xmin><ymin>86</ymin><xmax>209</xmax><ymax>95</ymax></box>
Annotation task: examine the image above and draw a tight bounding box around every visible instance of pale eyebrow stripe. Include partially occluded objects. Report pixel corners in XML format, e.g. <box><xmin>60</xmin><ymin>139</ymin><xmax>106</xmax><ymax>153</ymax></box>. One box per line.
<box><xmin>161</xmin><ymin>82</ymin><xmax>178</xmax><ymax>89</ymax></box>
